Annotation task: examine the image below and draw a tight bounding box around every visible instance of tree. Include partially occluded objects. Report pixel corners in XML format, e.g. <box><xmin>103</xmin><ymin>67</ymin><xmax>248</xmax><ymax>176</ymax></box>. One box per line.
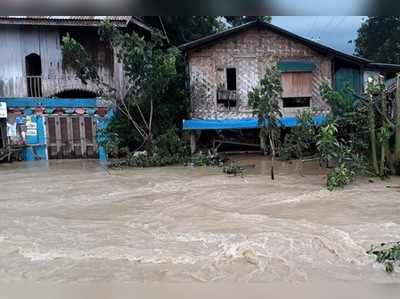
<box><xmin>62</xmin><ymin>21</ymin><xmax>184</xmax><ymax>153</ymax></box>
<box><xmin>355</xmin><ymin>17</ymin><xmax>400</xmax><ymax>63</ymax></box>
<box><xmin>144</xmin><ymin>17</ymin><xmax>271</xmax><ymax>46</ymax></box>
<box><xmin>224</xmin><ymin>16</ymin><xmax>272</xmax><ymax>27</ymax></box>
<box><xmin>395</xmin><ymin>76</ymin><xmax>400</xmax><ymax>163</ymax></box>
<box><xmin>144</xmin><ymin>16</ymin><xmax>226</xmax><ymax>46</ymax></box>
<box><xmin>248</xmin><ymin>65</ymin><xmax>282</xmax><ymax>180</ymax></box>
<box><xmin>320</xmin><ymin>77</ymin><xmax>394</xmax><ymax>178</ymax></box>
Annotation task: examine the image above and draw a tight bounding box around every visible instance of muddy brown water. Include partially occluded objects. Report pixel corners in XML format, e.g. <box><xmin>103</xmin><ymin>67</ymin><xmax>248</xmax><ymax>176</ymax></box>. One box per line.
<box><xmin>0</xmin><ymin>157</ymin><xmax>399</xmax><ymax>283</ymax></box>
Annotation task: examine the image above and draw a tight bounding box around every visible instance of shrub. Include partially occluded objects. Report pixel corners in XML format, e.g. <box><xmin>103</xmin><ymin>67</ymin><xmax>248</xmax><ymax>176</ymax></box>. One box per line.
<box><xmin>126</xmin><ymin>129</ymin><xmax>190</xmax><ymax>167</ymax></box>
<box><xmin>281</xmin><ymin>109</ymin><xmax>318</xmax><ymax>160</ymax></box>
<box><xmin>317</xmin><ymin>123</ymin><xmax>339</xmax><ymax>165</ymax></box>
<box><xmin>367</xmin><ymin>242</ymin><xmax>400</xmax><ymax>273</ymax></box>
<box><xmin>326</xmin><ymin>163</ymin><xmax>354</xmax><ymax>191</ymax></box>
<box><xmin>152</xmin><ymin>128</ymin><xmax>190</xmax><ymax>158</ymax></box>
<box><xmin>190</xmin><ymin>150</ymin><xmax>224</xmax><ymax>167</ymax></box>
<box><xmin>104</xmin><ymin>132</ymin><xmax>129</xmax><ymax>158</ymax></box>
<box><xmin>318</xmin><ymin>122</ymin><xmax>367</xmax><ymax>191</ymax></box>
<box><xmin>223</xmin><ymin>162</ymin><xmax>245</xmax><ymax>177</ymax></box>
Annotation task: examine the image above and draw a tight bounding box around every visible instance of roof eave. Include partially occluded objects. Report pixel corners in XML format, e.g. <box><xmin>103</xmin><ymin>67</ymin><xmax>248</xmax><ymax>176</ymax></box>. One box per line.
<box><xmin>366</xmin><ymin>63</ymin><xmax>400</xmax><ymax>71</ymax></box>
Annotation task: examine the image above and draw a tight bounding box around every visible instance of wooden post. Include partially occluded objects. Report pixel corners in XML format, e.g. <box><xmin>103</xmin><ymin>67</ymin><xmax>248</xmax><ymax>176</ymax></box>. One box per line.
<box><xmin>54</xmin><ymin>116</ymin><xmax>62</xmax><ymax>159</ymax></box>
<box><xmin>269</xmin><ymin>133</ymin><xmax>275</xmax><ymax>180</ymax></box>
<box><xmin>368</xmin><ymin>93</ymin><xmax>379</xmax><ymax>175</ymax></box>
<box><xmin>395</xmin><ymin>74</ymin><xmax>400</xmax><ymax>163</ymax></box>
<box><xmin>259</xmin><ymin>129</ymin><xmax>266</xmax><ymax>155</ymax></box>
<box><xmin>190</xmin><ymin>131</ymin><xmax>197</xmax><ymax>154</ymax></box>
<box><xmin>79</xmin><ymin>116</ymin><xmax>87</xmax><ymax>158</ymax></box>
<box><xmin>380</xmin><ymin>94</ymin><xmax>387</xmax><ymax>176</ymax></box>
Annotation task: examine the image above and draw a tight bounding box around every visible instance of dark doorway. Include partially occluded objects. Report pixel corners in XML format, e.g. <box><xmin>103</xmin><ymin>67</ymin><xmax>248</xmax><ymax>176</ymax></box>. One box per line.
<box><xmin>54</xmin><ymin>89</ymin><xmax>97</xmax><ymax>99</ymax></box>
<box><xmin>0</xmin><ymin>119</ymin><xmax>6</xmax><ymax>149</ymax></box>
<box><xmin>25</xmin><ymin>53</ymin><xmax>43</xmax><ymax>97</ymax></box>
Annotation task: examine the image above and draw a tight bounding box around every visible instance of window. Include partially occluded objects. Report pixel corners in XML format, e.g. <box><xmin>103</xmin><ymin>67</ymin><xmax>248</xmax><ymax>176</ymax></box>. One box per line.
<box><xmin>282</xmin><ymin>97</ymin><xmax>310</xmax><ymax>108</ymax></box>
<box><xmin>281</xmin><ymin>72</ymin><xmax>312</xmax><ymax>98</ymax></box>
<box><xmin>226</xmin><ymin>68</ymin><xmax>236</xmax><ymax>91</ymax></box>
<box><xmin>281</xmin><ymin>72</ymin><xmax>312</xmax><ymax>108</ymax></box>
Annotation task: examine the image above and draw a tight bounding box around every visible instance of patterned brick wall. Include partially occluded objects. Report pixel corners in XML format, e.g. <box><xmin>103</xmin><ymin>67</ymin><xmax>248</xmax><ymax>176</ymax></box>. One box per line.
<box><xmin>187</xmin><ymin>27</ymin><xmax>332</xmax><ymax>119</ymax></box>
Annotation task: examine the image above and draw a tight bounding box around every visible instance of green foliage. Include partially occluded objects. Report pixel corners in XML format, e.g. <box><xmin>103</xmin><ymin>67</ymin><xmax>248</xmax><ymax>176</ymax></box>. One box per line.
<box><xmin>61</xmin><ymin>33</ymin><xmax>99</xmax><ymax>85</ymax></box>
<box><xmin>152</xmin><ymin>128</ymin><xmax>190</xmax><ymax>158</ymax></box>
<box><xmin>355</xmin><ymin>17</ymin><xmax>400</xmax><ymax>64</ymax></box>
<box><xmin>367</xmin><ymin>242</ymin><xmax>400</xmax><ymax>273</ymax></box>
<box><xmin>327</xmin><ymin>163</ymin><xmax>354</xmax><ymax>191</ymax></box>
<box><xmin>62</xmin><ymin>21</ymin><xmax>189</xmax><ymax>153</ymax></box>
<box><xmin>223</xmin><ymin>162</ymin><xmax>245</xmax><ymax>177</ymax></box>
<box><xmin>126</xmin><ymin>130</ymin><xmax>189</xmax><ymax>167</ymax></box>
<box><xmin>143</xmin><ymin>16</ymin><xmax>226</xmax><ymax>46</ymax></box>
<box><xmin>143</xmin><ymin>16</ymin><xmax>271</xmax><ymax>47</ymax></box>
<box><xmin>320</xmin><ymin>82</ymin><xmax>354</xmax><ymax>116</ymax></box>
<box><xmin>248</xmin><ymin>66</ymin><xmax>283</xmax><ymax>122</ymax></box>
<box><xmin>317</xmin><ymin>123</ymin><xmax>339</xmax><ymax>164</ymax></box>
<box><xmin>377</xmin><ymin>123</ymin><xmax>391</xmax><ymax>145</ymax></box>
<box><xmin>99</xmin><ymin>21</ymin><xmax>178</xmax><ymax>102</ymax></box>
<box><xmin>281</xmin><ymin>110</ymin><xmax>318</xmax><ymax>160</ymax></box>
<box><xmin>248</xmin><ymin>65</ymin><xmax>282</xmax><ymax>155</ymax></box>
<box><xmin>104</xmin><ymin>133</ymin><xmax>128</xmax><ymax>158</ymax></box>
<box><xmin>127</xmin><ymin>151</ymin><xmax>188</xmax><ymax>168</ymax></box>
<box><xmin>224</xmin><ymin>16</ymin><xmax>271</xmax><ymax>26</ymax></box>
<box><xmin>190</xmin><ymin>150</ymin><xmax>224</xmax><ymax>167</ymax></box>
<box><xmin>365</xmin><ymin>78</ymin><xmax>385</xmax><ymax>96</ymax></box>
<box><xmin>248</xmin><ymin>65</ymin><xmax>282</xmax><ymax>180</ymax></box>
<box><xmin>318</xmin><ymin>122</ymin><xmax>366</xmax><ymax>191</ymax></box>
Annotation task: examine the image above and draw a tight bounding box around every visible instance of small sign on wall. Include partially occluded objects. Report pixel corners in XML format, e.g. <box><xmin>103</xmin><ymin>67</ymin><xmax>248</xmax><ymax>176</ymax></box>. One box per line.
<box><xmin>26</xmin><ymin>117</ymin><xmax>37</xmax><ymax>136</ymax></box>
<box><xmin>0</xmin><ymin>102</ymin><xmax>7</xmax><ymax>118</ymax></box>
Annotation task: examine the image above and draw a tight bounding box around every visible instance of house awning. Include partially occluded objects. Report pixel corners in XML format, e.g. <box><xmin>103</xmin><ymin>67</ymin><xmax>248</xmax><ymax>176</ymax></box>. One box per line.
<box><xmin>1</xmin><ymin>98</ymin><xmax>99</xmax><ymax>108</ymax></box>
<box><xmin>182</xmin><ymin>115</ymin><xmax>326</xmax><ymax>130</ymax></box>
<box><xmin>278</xmin><ymin>60</ymin><xmax>315</xmax><ymax>73</ymax></box>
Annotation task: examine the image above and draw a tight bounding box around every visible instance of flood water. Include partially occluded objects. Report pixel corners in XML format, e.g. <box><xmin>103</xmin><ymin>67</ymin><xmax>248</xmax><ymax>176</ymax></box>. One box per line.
<box><xmin>0</xmin><ymin>157</ymin><xmax>399</xmax><ymax>283</ymax></box>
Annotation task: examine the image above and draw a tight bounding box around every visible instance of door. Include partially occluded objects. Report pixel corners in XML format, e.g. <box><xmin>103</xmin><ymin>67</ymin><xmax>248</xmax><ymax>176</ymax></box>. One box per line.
<box><xmin>46</xmin><ymin>115</ymin><xmax>97</xmax><ymax>159</ymax></box>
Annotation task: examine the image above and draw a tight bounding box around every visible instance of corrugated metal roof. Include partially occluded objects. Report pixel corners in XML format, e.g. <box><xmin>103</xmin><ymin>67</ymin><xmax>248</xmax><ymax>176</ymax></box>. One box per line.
<box><xmin>0</xmin><ymin>16</ymin><xmax>132</xmax><ymax>27</ymax></box>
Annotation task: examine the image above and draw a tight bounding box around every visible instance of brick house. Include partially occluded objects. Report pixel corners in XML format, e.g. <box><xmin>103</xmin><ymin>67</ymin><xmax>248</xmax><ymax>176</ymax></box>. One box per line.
<box><xmin>180</xmin><ymin>21</ymin><xmax>400</xmax><ymax>153</ymax></box>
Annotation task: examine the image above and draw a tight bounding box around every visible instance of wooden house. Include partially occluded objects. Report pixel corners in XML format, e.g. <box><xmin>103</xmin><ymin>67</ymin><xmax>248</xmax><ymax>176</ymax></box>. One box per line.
<box><xmin>0</xmin><ymin>16</ymin><xmax>155</xmax><ymax>161</ymax></box>
<box><xmin>179</xmin><ymin>21</ymin><xmax>400</xmax><ymax>153</ymax></box>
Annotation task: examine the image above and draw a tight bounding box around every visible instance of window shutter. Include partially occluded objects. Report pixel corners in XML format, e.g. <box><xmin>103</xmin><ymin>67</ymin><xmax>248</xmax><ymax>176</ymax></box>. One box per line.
<box><xmin>281</xmin><ymin>72</ymin><xmax>313</xmax><ymax>98</ymax></box>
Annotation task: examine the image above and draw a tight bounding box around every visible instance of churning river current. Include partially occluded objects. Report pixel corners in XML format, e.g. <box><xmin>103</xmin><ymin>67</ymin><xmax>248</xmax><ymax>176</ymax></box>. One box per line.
<box><xmin>0</xmin><ymin>158</ymin><xmax>399</xmax><ymax>283</ymax></box>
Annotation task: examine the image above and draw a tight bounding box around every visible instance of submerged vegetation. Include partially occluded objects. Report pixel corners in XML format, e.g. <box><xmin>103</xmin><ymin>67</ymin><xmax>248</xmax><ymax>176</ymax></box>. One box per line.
<box><xmin>367</xmin><ymin>242</ymin><xmax>400</xmax><ymax>273</ymax></box>
<box><xmin>280</xmin><ymin>109</ymin><xmax>319</xmax><ymax>160</ymax></box>
<box><xmin>317</xmin><ymin>77</ymin><xmax>400</xmax><ymax>189</ymax></box>
<box><xmin>223</xmin><ymin>162</ymin><xmax>246</xmax><ymax>177</ymax></box>
<box><xmin>248</xmin><ymin>65</ymin><xmax>283</xmax><ymax>180</ymax></box>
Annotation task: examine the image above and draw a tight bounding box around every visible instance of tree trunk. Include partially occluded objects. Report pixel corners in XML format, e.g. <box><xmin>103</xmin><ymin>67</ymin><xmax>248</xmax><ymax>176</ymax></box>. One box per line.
<box><xmin>380</xmin><ymin>95</ymin><xmax>387</xmax><ymax>177</ymax></box>
<box><xmin>260</xmin><ymin>129</ymin><xmax>267</xmax><ymax>155</ymax></box>
<box><xmin>368</xmin><ymin>94</ymin><xmax>379</xmax><ymax>175</ymax></box>
<box><xmin>395</xmin><ymin>75</ymin><xmax>400</xmax><ymax>164</ymax></box>
<box><xmin>269</xmin><ymin>133</ymin><xmax>275</xmax><ymax>180</ymax></box>
<box><xmin>144</xmin><ymin>133</ymin><xmax>153</xmax><ymax>155</ymax></box>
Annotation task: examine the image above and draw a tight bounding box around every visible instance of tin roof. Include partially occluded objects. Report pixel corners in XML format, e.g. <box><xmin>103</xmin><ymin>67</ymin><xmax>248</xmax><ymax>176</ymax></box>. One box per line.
<box><xmin>0</xmin><ymin>16</ymin><xmax>132</xmax><ymax>27</ymax></box>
